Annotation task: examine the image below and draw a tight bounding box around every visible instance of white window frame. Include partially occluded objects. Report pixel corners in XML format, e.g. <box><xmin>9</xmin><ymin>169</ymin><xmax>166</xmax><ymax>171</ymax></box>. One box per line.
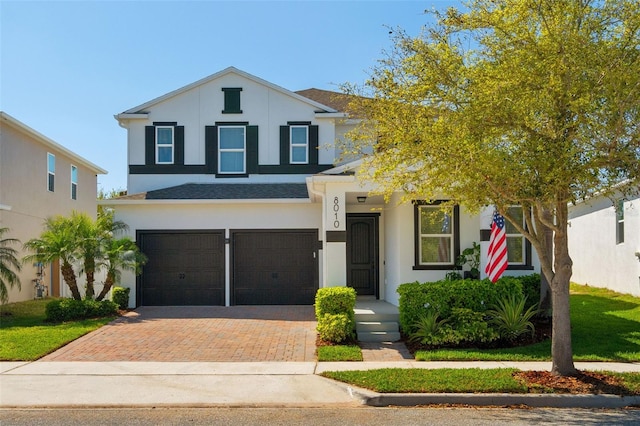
<box><xmin>47</xmin><ymin>153</ymin><xmax>55</xmax><ymax>192</ymax></box>
<box><xmin>290</xmin><ymin>125</ymin><xmax>309</xmax><ymax>164</ymax></box>
<box><xmin>616</xmin><ymin>199</ymin><xmax>625</xmax><ymax>244</ymax></box>
<box><xmin>505</xmin><ymin>206</ymin><xmax>526</xmax><ymax>265</ymax></box>
<box><xmin>155</xmin><ymin>126</ymin><xmax>174</xmax><ymax>164</ymax></box>
<box><xmin>418</xmin><ymin>204</ymin><xmax>454</xmax><ymax>266</ymax></box>
<box><xmin>218</xmin><ymin>125</ymin><xmax>246</xmax><ymax>174</ymax></box>
<box><xmin>70</xmin><ymin>165</ymin><xmax>78</xmax><ymax>200</ymax></box>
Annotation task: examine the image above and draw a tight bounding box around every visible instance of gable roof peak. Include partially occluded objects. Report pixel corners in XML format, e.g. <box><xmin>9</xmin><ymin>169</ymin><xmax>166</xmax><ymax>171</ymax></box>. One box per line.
<box><xmin>118</xmin><ymin>66</ymin><xmax>338</xmax><ymax>116</ymax></box>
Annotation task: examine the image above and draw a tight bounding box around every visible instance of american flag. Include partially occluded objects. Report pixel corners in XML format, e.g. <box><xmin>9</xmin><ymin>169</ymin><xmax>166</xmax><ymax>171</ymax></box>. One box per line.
<box><xmin>485</xmin><ymin>211</ymin><xmax>508</xmax><ymax>283</ymax></box>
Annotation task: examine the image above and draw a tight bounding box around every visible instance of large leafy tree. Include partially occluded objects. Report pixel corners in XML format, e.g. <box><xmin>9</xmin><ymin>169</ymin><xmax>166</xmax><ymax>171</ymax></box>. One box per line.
<box><xmin>346</xmin><ymin>0</ymin><xmax>640</xmax><ymax>376</ymax></box>
<box><xmin>0</xmin><ymin>228</ymin><xmax>21</xmax><ymax>304</ymax></box>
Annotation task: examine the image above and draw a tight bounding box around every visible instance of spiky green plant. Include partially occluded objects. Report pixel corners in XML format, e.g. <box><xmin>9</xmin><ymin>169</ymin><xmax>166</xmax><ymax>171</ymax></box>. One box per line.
<box><xmin>408</xmin><ymin>309</ymin><xmax>448</xmax><ymax>345</ymax></box>
<box><xmin>0</xmin><ymin>228</ymin><xmax>21</xmax><ymax>304</ymax></box>
<box><xmin>488</xmin><ymin>293</ymin><xmax>538</xmax><ymax>341</ymax></box>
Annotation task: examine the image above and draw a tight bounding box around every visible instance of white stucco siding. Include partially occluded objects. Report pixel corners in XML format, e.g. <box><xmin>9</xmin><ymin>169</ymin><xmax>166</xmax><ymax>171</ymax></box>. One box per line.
<box><xmin>125</xmin><ymin>73</ymin><xmax>338</xmax><ymax>194</ymax></box>
<box><xmin>569</xmin><ymin>195</ymin><xmax>640</xmax><ymax>296</ymax></box>
<box><xmin>110</xmin><ymin>201</ymin><xmax>323</xmax><ymax>306</ymax></box>
<box><xmin>382</xmin><ymin>196</ymin><xmax>481</xmax><ymax>306</ymax></box>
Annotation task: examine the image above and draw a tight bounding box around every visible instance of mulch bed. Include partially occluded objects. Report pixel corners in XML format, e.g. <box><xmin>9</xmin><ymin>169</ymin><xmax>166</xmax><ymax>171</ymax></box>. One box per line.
<box><xmin>515</xmin><ymin>370</ymin><xmax>638</xmax><ymax>395</ymax></box>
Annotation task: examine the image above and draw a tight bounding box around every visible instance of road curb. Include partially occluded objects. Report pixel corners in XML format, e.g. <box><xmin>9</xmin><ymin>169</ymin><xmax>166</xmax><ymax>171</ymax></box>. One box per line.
<box><xmin>357</xmin><ymin>391</ymin><xmax>640</xmax><ymax>408</ymax></box>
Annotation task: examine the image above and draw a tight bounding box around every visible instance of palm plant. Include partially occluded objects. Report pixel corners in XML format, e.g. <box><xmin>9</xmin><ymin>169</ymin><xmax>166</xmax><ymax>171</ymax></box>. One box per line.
<box><xmin>488</xmin><ymin>293</ymin><xmax>538</xmax><ymax>342</ymax></box>
<box><xmin>95</xmin><ymin>236</ymin><xmax>147</xmax><ymax>301</ymax></box>
<box><xmin>0</xmin><ymin>227</ymin><xmax>22</xmax><ymax>304</ymax></box>
<box><xmin>24</xmin><ymin>215</ymin><xmax>83</xmax><ymax>300</ymax></box>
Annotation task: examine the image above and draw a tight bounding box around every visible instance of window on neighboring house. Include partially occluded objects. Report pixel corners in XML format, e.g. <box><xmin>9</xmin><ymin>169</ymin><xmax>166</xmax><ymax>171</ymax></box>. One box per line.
<box><xmin>218</xmin><ymin>126</ymin><xmax>246</xmax><ymax>174</ymax></box>
<box><xmin>70</xmin><ymin>165</ymin><xmax>78</xmax><ymax>200</ymax></box>
<box><xmin>414</xmin><ymin>202</ymin><xmax>459</xmax><ymax>269</ymax></box>
<box><xmin>616</xmin><ymin>199</ymin><xmax>625</xmax><ymax>244</ymax></box>
<box><xmin>155</xmin><ymin>126</ymin><xmax>174</xmax><ymax>164</ymax></box>
<box><xmin>47</xmin><ymin>153</ymin><xmax>55</xmax><ymax>192</ymax></box>
<box><xmin>290</xmin><ymin>126</ymin><xmax>309</xmax><ymax>164</ymax></box>
<box><xmin>505</xmin><ymin>206</ymin><xmax>525</xmax><ymax>265</ymax></box>
<box><xmin>222</xmin><ymin>87</ymin><xmax>242</xmax><ymax>114</ymax></box>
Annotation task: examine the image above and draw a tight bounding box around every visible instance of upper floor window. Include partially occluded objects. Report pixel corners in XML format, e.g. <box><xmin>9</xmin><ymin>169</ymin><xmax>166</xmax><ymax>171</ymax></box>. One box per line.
<box><xmin>290</xmin><ymin>126</ymin><xmax>309</xmax><ymax>164</ymax></box>
<box><xmin>218</xmin><ymin>126</ymin><xmax>246</xmax><ymax>174</ymax></box>
<box><xmin>222</xmin><ymin>87</ymin><xmax>242</xmax><ymax>114</ymax></box>
<box><xmin>70</xmin><ymin>165</ymin><xmax>78</xmax><ymax>200</ymax></box>
<box><xmin>47</xmin><ymin>153</ymin><xmax>55</xmax><ymax>192</ymax></box>
<box><xmin>155</xmin><ymin>126</ymin><xmax>174</xmax><ymax>164</ymax></box>
<box><xmin>414</xmin><ymin>201</ymin><xmax>459</xmax><ymax>269</ymax></box>
<box><xmin>616</xmin><ymin>199</ymin><xmax>625</xmax><ymax>244</ymax></box>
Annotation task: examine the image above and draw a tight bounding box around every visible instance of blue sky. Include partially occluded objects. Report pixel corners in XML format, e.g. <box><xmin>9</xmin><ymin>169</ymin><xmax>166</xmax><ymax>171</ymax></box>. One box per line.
<box><xmin>1</xmin><ymin>0</ymin><xmax>458</xmax><ymax>191</ymax></box>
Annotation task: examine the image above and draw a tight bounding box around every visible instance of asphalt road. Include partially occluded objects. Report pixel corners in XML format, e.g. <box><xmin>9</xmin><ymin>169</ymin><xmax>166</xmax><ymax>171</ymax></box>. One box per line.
<box><xmin>2</xmin><ymin>407</ymin><xmax>640</xmax><ymax>425</ymax></box>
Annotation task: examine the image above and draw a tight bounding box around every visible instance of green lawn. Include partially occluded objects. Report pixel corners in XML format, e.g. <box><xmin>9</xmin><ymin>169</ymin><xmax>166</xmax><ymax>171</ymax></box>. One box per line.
<box><xmin>415</xmin><ymin>284</ymin><xmax>640</xmax><ymax>361</ymax></box>
<box><xmin>0</xmin><ymin>298</ymin><xmax>115</xmax><ymax>361</ymax></box>
<box><xmin>322</xmin><ymin>368</ymin><xmax>640</xmax><ymax>394</ymax></box>
<box><xmin>317</xmin><ymin>345</ymin><xmax>363</xmax><ymax>361</ymax></box>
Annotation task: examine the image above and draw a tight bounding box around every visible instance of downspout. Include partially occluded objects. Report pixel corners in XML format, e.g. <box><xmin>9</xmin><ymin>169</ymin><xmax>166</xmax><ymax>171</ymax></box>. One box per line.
<box><xmin>306</xmin><ymin>177</ymin><xmax>326</xmax><ymax>289</ymax></box>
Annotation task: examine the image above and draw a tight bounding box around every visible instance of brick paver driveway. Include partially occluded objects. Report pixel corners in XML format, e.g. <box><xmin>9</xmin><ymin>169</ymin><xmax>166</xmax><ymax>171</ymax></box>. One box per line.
<box><xmin>40</xmin><ymin>306</ymin><xmax>317</xmax><ymax>362</ymax></box>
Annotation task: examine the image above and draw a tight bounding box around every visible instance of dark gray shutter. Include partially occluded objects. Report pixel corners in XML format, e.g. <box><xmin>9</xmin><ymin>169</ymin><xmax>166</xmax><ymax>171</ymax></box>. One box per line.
<box><xmin>205</xmin><ymin>126</ymin><xmax>218</xmax><ymax>174</ymax></box>
<box><xmin>309</xmin><ymin>125</ymin><xmax>319</xmax><ymax>165</ymax></box>
<box><xmin>246</xmin><ymin>125</ymin><xmax>258</xmax><ymax>174</ymax></box>
<box><xmin>280</xmin><ymin>126</ymin><xmax>290</xmax><ymax>165</ymax></box>
<box><xmin>174</xmin><ymin>126</ymin><xmax>184</xmax><ymax>165</ymax></box>
<box><xmin>145</xmin><ymin>126</ymin><xmax>155</xmax><ymax>165</ymax></box>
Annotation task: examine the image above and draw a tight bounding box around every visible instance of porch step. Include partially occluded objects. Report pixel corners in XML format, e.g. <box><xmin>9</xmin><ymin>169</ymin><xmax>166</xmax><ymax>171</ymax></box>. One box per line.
<box><xmin>356</xmin><ymin>330</ymin><xmax>402</xmax><ymax>342</ymax></box>
<box><xmin>354</xmin><ymin>300</ymin><xmax>401</xmax><ymax>342</ymax></box>
<box><xmin>356</xmin><ymin>321</ymin><xmax>399</xmax><ymax>332</ymax></box>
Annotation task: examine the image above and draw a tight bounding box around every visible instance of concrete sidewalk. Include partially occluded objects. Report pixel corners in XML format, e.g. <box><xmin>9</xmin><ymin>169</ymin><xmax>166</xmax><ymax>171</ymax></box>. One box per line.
<box><xmin>1</xmin><ymin>361</ymin><xmax>639</xmax><ymax>409</ymax></box>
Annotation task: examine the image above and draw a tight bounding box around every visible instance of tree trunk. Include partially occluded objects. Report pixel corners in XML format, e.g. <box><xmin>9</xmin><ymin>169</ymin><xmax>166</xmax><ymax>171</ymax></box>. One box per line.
<box><xmin>550</xmin><ymin>203</ymin><xmax>577</xmax><ymax>376</ymax></box>
<box><xmin>61</xmin><ymin>261</ymin><xmax>82</xmax><ymax>300</ymax></box>
<box><xmin>539</xmin><ymin>209</ymin><xmax>553</xmax><ymax>318</ymax></box>
<box><xmin>84</xmin><ymin>258</ymin><xmax>95</xmax><ymax>300</ymax></box>
<box><xmin>95</xmin><ymin>273</ymin><xmax>114</xmax><ymax>302</ymax></box>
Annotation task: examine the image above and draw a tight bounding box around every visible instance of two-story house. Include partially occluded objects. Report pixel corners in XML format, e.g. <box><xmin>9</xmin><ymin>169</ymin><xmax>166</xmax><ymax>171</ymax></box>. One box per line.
<box><xmin>0</xmin><ymin>112</ymin><xmax>107</xmax><ymax>303</ymax></box>
<box><xmin>103</xmin><ymin>67</ymin><xmax>540</xmax><ymax>308</ymax></box>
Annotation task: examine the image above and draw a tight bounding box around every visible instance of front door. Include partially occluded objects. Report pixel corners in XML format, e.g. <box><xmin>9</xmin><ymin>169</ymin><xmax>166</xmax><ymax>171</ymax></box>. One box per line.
<box><xmin>346</xmin><ymin>214</ymin><xmax>379</xmax><ymax>297</ymax></box>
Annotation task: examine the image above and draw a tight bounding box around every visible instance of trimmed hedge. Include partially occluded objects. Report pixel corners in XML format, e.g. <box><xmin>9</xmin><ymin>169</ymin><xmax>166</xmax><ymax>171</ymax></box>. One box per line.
<box><xmin>112</xmin><ymin>286</ymin><xmax>130</xmax><ymax>310</ymax></box>
<box><xmin>45</xmin><ymin>298</ymin><xmax>118</xmax><ymax>322</ymax></box>
<box><xmin>315</xmin><ymin>287</ymin><xmax>356</xmax><ymax>343</ymax></box>
<box><xmin>398</xmin><ymin>275</ymin><xmax>540</xmax><ymax>334</ymax></box>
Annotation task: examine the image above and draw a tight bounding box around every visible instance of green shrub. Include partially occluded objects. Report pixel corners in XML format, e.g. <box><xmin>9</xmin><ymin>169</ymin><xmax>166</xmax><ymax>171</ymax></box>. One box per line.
<box><xmin>111</xmin><ymin>286</ymin><xmax>130</xmax><ymax>310</ymax></box>
<box><xmin>397</xmin><ymin>276</ymin><xmax>534</xmax><ymax>334</ymax></box>
<box><xmin>518</xmin><ymin>273</ymin><xmax>542</xmax><ymax>310</ymax></box>
<box><xmin>315</xmin><ymin>287</ymin><xmax>356</xmax><ymax>343</ymax></box>
<box><xmin>45</xmin><ymin>298</ymin><xmax>118</xmax><ymax>322</ymax></box>
<box><xmin>408</xmin><ymin>309</ymin><xmax>448</xmax><ymax>345</ymax></box>
<box><xmin>317</xmin><ymin>313</ymin><xmax>354</xmax><ymax>343</ymax></box>
<box><xmin>488</xmin><ymin>293</ymin><xmax>538</xmax><ymax>341</ymax></box>
<box><xmin>445</xmin><ymin>308</ymin><xmax>499</xmax><ymax>345</ymax></box>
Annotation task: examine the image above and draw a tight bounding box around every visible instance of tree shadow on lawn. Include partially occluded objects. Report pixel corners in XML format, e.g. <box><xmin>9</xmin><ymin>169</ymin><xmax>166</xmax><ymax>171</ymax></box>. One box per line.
<box><xmin>569</xmin><ymin>293</ymin><xmax>640</xmax><ymax>362</ymax></box>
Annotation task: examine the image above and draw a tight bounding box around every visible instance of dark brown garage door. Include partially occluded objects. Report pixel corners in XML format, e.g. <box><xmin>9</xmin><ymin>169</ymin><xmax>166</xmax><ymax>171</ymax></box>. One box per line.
<box><xmin>137</xmin><ymin>231</ymin><xmax>225</xmax><ymax>306</ymax></box>
<box><xmin>232</xmin><ymin>230</ymin><xmax>318</xmax><ymax>305</ymax></box>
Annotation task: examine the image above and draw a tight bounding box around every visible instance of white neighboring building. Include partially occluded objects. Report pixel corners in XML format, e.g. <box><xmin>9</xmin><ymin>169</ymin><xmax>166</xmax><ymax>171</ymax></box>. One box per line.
<box><xmin>0</xmin><ymin>112</ymin><xmax>107</xmax><ymax>303</ymax></box>
<box><xmin>568</xmin><ymin>190</ymin><xmax>640</xmax><ymax>296</ymax></box>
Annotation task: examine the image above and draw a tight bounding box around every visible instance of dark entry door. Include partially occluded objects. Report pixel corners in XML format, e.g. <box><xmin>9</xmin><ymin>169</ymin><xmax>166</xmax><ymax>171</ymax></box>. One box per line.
<box><xmin>347</xmin><ymin>214</ymin><xmax>379</xmax><ymax>297</ymax></box>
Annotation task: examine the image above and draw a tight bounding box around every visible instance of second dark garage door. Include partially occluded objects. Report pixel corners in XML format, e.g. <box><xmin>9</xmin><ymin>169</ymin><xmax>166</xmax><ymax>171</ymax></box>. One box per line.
<box><xmin>232</xmin><ymin>230</ymin><xmax>318</xmax><ymax>305</ymax></box>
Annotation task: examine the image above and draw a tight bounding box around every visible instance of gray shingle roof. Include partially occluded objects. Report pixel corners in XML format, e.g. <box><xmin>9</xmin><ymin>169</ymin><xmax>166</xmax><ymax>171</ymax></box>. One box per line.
<box><xmin>139</xmin><ymin>183</ymin><xmax>309</xmax><ymax>200</ymax></box>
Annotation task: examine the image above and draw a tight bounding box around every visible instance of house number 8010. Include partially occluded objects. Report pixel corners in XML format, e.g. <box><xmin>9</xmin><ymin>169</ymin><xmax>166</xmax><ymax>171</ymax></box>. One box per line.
<box><xmin>333</xmin><ymin>197</ymin><xmax>340</xmax><ymax>228</ymax></box>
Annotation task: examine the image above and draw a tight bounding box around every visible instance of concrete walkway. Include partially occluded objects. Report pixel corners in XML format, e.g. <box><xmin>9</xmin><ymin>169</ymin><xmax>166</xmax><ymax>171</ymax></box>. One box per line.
<box><xmin>2</xmin><ymin>360</ymin><xmax>639</xmax><ymax>408</ymax></box>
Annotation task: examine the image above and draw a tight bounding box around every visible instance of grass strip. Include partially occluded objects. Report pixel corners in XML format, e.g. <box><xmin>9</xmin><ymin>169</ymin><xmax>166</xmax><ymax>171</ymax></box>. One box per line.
<box><xmin>317</xmin><ymin>345</ymin><xmax>363</xmax><ymax>362</ymax></box>
<box><xmin>322</xmin><ymin>368</ymin><xmax>527</xmax><ymax>393</ymax></box>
